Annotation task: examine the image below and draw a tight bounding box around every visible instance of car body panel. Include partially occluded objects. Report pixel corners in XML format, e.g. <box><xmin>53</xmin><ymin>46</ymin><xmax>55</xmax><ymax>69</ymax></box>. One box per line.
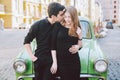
<box><xmin>14</xmin><ymin>40</ymin><xmax>36</xmax><ymax>80</ymax></box>
<box><xmin>79</xmin><ymin>17</ymin><xmax>107</xmax><ymax>80</ymax></box>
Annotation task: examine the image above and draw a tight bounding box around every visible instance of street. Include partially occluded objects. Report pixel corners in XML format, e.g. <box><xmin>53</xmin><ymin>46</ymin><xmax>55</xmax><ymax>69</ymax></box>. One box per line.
<box><xmin>0</xmin><ymin>29</ymin><xmax>28</xmax><ymax>80</ymax></box>
<box><xmin>0</xmin><ymin>26</ymin><xmax>120</xmax><ymax>80</ymax></box>
<box><xmin>97</xmin><ymin>26</ymin><xmax>120</xmax><ymax>60</ymax></box>
<box><xmin>97</xmin><ymin>26</ymin><xmax>120</xmax><ymax>80</ymax></box>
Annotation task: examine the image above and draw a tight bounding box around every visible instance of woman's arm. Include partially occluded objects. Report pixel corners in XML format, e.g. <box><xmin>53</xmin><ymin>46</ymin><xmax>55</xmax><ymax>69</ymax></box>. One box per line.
<box><xmin>69</xmin><ymin>27</ymin><xmax>82</xmax><ymax>54</ymax></box>
<box><xmin>77</xmin><ymin>27</ymin><xmax>82</xmax><ymax>48</ymax></box>
<box><xmin>51</xmin><ymin>50</ymin><xmax>57</xmax><ymax>74</ymax></box>
<box><xmin>50</xmin><ymin>23</ymin><xmax>60</xmax><ymax>74</ymax></box>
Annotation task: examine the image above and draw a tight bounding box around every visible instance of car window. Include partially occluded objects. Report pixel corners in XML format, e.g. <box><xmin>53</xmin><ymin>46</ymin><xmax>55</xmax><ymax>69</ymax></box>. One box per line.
<box><xmin>107</xmin><ymin>22</ymin><xmax>112</xmax><ymax>26</ymax></box>
<box><xmin>80</xmin><ymin>20</ymin><xmax>91</xmax><ymax>39</ymax></box>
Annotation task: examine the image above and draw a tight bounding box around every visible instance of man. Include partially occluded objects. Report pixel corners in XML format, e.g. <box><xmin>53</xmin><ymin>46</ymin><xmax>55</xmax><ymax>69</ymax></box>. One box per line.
<box><xmin>24</xmin><ymin>2</ymin><xmax>65</xmax><ymax>80</ymax></box>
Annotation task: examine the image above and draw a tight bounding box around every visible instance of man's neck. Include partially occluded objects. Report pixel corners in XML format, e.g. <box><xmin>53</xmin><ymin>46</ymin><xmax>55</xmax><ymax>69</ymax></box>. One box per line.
<box><xmin>47</xmin><ymin>18</ymin><xmax>55</xmax><ymax>24</ymax></box>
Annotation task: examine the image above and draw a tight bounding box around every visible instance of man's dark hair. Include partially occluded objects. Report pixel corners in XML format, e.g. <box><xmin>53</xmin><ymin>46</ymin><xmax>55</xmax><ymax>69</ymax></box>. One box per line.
<box><xmin>48</xmin><ymin>2</ymin><xmax>65</xmax><ymax>18</ymax></box>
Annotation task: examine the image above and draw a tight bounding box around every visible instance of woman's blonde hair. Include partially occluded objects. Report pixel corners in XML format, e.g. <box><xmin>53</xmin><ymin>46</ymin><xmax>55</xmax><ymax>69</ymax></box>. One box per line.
<box><xmin>66</xmin><ymin>6</ymin><xmax>80</xmax><ymax>38</ymax></box>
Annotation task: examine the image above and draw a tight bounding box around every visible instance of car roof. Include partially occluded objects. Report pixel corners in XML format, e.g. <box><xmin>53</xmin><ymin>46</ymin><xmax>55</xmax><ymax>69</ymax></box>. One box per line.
<box><xmin>78</xmin><ymin>16</ymin><xmax>90</xmax><ymax>22</ymax></box>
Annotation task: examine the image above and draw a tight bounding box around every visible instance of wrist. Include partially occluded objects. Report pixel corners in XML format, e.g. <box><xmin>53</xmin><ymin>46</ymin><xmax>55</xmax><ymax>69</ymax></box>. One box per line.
<box><xmin>78</xmin><ymin>38</ymin><xmax>82</xmax><ymax>41</ymax></box>
<box><xmin>32</xmin><ymin>56</ymin><xmax>37</xmax><ymax>61</ymax></box>
<box><xmin>53</xmin><ymin>60</ymin><xmax>57</xmax><ymax>63</ymax></box>
<box><xmin>76</xmin><ymin>45</ymin><xmax>82</xmax><ymax>50</ymax></box>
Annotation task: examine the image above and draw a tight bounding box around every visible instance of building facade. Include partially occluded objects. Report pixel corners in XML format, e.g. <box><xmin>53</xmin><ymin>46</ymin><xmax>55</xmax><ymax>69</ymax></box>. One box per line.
<box><xmin>23</xmin><ymin>0</ymin><xmax>41</xmax><ymax>28</ymax></box>
<box><xmin>0</xmin><ymin>0</ymin><xmax>41</xmax><ymax>29</ymax></box>
<box><xmin>74</xmin><ymin>0</ymin><xmax>97</xmax><ymax>23</ymax></box>
<box><xmin>98</xmin><ymin>0</ymin><xmax>120</xmax><ymax>24</ymax></box>
<box><xmin>0</xmin><ymin>0</ymin><xmax>101</xmax><ymax>28</ymax></box>
<box><xmin>95</xmin><ymin>0</ymin><xmax>102</xmax><ymax>26</ymax></box>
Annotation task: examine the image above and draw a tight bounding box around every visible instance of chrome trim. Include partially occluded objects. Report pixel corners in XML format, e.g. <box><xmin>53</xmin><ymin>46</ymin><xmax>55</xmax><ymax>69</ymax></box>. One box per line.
<box><xmin>17</xmin><ymin>74</ymin><xmax>105</xmax><ymax>80</ymax></box>
<box><xmin>18</xmin><ymin>74</ymin><xmax>34</xmax><ymax>80</ymax></box>
<box><xmin>17</xmin><ymin>74</ymin><xmax>61</xmax><ymax>80</ymax></box>
<box><xmin>13</xmin><ymin>58</ymin><xmax>27</xmax><ymax>73</ymax></box>
<box><xmin>94</xmin><ymin>59</ymin><xmax>108</xmax><ymax>73</ymax></box>
<box><xmin>80</xmin><ymin>74</ymin><xmax>105</xmax><ymax>79</ymax></box>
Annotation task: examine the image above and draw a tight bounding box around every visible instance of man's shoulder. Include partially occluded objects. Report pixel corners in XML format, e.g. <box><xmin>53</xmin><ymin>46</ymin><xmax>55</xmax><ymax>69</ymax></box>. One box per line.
<box><xmin>54</xmin><ymin>22</ymin><xmax>63</xmax><ymax>27</ymax></box>
<box><xmin>31</xmin><ymin>18</ymin><xmax>46</xmax><ymax>27</ymax></box>
<box><xmin>34</xmin><ymin>18</ymin><xmax>46</xmax><ymax>24</ymax></box>
<box><xmin>53</xmin><ymin>22</ymin><xmax>63</xmax><ymax>31</ymax></box>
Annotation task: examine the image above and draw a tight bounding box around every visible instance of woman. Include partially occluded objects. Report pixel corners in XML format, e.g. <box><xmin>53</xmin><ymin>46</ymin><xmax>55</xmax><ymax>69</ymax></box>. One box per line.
<box><xmin>51</xmin><ymin>6</ymin><xmax>82</xmax><ymax>80</ymax></box>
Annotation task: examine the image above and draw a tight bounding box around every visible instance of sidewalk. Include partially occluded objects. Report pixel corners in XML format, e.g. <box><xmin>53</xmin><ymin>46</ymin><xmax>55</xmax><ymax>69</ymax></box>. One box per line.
<box><xmin>97</xmin><ymin>26</ymin><xmax>120</xmax><ymax>60</ymax></box>
<box><xmin>97</xmin><ymin>26</ymin><xmax>120</xmax><ymax>80</ymax></box>
<box><xmin>0</xmin><ymin>28</ymin><xmax>29</xmax><ymax>31</ymax></box>
<box><xmin>0</xmin><ymin>29</ymin><xmax>28</xmax><ymax>80</ymax></box>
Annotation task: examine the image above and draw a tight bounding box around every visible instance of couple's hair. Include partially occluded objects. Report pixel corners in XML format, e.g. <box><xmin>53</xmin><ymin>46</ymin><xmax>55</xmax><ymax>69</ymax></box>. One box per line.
<box><xmin>66</xmin><ymin>6</ymin><xmax>81</xmax><ymax>38</ymax></box>
<box><xmin>48</xmin><ymin>2</ymin><xmax>65</xmax><ymax>18</ymax></box>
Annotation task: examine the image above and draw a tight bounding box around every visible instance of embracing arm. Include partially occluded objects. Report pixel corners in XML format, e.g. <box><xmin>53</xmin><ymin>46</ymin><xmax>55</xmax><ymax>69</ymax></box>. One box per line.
<box><xmin>69</xmin><ymin>27</ymin><xmax>82</xmax><ymax>54</ymax></box>
<box><xmin>77</xmin><ymin>27</ymin><xmax>82</xmax><ymax>49</ymax></box>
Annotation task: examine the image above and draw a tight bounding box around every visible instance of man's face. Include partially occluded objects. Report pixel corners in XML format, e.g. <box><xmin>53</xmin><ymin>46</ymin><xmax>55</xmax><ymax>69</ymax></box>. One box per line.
<box><xmin>56</xmin><ymin>11</ymin><xmax>65</xmax><ymax>22</ymax></box>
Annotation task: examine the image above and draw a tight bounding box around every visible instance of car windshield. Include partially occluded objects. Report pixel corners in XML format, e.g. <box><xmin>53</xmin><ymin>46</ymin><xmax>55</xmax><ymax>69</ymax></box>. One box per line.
<box><xmin>107</xmin><ymin>22</ymin><xmax>112</xmax><ymax>26</ymax></box>
<box><xmin>80</xmin><ymin>20</ymin><xmax>91</xmax><ymax>39</ymax></box>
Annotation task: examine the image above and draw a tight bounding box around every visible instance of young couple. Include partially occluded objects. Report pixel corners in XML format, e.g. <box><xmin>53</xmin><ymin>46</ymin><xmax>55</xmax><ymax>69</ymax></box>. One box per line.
<box><xmin>24</xmin><ymin>2</ymin><xmax>82</xmax><ymax>80</ymax></box>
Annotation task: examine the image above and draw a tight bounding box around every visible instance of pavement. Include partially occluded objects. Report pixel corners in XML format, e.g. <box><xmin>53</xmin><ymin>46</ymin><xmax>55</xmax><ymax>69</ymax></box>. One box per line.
<box><xmin>0</xmin><ymin>26</ymin><xmax>120</xmax><ymax>80</ymax></box>
<box><xmin>97</xmin><ymin>26</ymin><xmax>120</xmax><ymax>80</ymax></box>
<box><xmin>0</xmin><ymin>29</ymin><xmax>28</xmax><ymax>80</ymax></box>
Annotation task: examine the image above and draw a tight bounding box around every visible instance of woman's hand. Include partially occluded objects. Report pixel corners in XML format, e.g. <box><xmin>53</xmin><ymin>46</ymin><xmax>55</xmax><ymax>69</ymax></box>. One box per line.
<box><xmin>69</xmin><ymin>45</ymin><xmax>80</xmax><ymax>54</ymax></box>
<box><xmin>50</xmin><ymin>61</ymin><xmax>57</xmax><ymax>74</ymax></box>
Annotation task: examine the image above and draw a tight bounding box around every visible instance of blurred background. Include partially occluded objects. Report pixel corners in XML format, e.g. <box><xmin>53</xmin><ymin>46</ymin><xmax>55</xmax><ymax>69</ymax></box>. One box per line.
<box><xmin>0</xmin><ymin>0</ymin><xmax>120</xmax><ymax>30</ymax></box>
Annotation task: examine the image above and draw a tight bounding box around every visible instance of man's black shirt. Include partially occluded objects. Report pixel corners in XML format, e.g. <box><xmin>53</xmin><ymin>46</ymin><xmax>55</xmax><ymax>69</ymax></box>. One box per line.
<box><xmin>24</xmin><ymin>18</ymin><xmax>53</xmax><ymax>63</ymax></box>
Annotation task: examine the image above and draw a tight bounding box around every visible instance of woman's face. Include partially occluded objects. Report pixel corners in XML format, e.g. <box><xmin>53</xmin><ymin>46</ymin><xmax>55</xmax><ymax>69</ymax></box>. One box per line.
<box><xmin>64</xmin><ymin>12</ymin><xmax>72</xmax><ymax>26</ymax></box>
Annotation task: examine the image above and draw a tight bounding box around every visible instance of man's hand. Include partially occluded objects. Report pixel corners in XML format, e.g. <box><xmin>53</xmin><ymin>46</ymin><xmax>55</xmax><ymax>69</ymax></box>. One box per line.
<box><xmin>69</xmin><ymin>45</ymin><xmax>80</xmax><ymax>54</ymax></box>
<box><xmin>32</xmin><ymin>56</ymin><xmax>38</xmax><ymax>62</ymax></box>
<box><xmin>50</xmin><ymin>62</ymin><xmax>57</xmax><ymax>74</ymax></box>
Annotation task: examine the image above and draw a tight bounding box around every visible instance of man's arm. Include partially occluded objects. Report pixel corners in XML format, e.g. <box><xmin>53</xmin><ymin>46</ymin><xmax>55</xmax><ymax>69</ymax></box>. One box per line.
<box><xmin>24</xmin><ymin>44</ymin><xmax>37</xmax><ymax>62</ymax></box>
<box><xmin>23</xmin><ymin>21</ymin><xmax>39</xmax><ymax>62</ymax></box>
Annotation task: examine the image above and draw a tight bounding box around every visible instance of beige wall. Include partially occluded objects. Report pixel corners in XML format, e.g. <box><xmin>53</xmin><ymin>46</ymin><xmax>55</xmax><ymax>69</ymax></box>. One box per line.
<box><xmin>0</xmin><ymin>0</ymin><xmax>12</xmax><ymax>28</ymax></box>
<box><xmin>1</xmin><ymin>15</ymin><xmax>12</xmax><ymax>28</ymax></box>
<box><xmin>0</xmin><ymin>0</ymin><xmax>41</xmax><ymax>28</ymax></box>
<box><xmin>0</xmin><ymin>0</ymin><xmax>12</xmax><ymax>13</ymax></box>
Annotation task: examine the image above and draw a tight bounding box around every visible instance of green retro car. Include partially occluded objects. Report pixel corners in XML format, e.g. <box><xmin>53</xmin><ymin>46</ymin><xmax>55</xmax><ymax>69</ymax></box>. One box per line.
<box><xmin>13</xmin><ymin>17</ymin><xmax>108</xmax><ymax>80</ymax></box>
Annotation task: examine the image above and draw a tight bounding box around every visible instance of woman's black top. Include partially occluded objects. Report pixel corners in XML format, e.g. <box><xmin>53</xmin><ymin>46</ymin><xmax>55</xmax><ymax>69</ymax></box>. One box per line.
<box><xmin>51</xmin><ymin>23</ymin><xmax>80</xmax><ymax>65</ymax></box>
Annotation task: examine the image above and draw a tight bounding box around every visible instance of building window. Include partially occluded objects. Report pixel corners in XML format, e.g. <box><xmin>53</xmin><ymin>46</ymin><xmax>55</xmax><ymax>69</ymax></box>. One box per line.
<box><xmin>114</xmin><ymin>15</ymin><xmax>116</xmax><ymax>18</ymax></box>
<box><xmin>112</xmin><ymin>20</ymin><xmax>116</xmax><ymax>23</ymax></box>
<box><xmin>114</xmin><ymin>6</ymin><xmax>116</xmax><ymax>9</ymax></box>
<box><xmin>114</xmin><ymin>10</ymin><xmax>116</xmax><ymax>13</ymax></box>
<box><xmin>114</xmin><ymin>1</ymin><xmax>116</xmax><ymax>4</ymax></box>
